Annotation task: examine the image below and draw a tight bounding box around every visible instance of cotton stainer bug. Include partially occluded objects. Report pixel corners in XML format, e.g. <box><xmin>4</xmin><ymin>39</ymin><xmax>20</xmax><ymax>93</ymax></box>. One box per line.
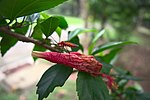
<box><xmin>49</xmin><ymin>36</ymin><xmax>78</xmax><ymax>52</ymax></box>
<box><xmin>57</xmin><ymin>41</ymin><xmax>79</xmax><ymax>48</ymax></box>
<box><xmin>55</xmin><ymin>41</ymin><xmax>79</xmax><ymax>53</ymax></box>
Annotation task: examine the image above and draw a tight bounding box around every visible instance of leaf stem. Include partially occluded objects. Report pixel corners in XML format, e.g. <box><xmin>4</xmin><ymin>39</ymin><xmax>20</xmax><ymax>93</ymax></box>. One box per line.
<box><xmin>0</xmin><ymin>26</ymin><xmax>59</xmax><ymax>52</ymax></box>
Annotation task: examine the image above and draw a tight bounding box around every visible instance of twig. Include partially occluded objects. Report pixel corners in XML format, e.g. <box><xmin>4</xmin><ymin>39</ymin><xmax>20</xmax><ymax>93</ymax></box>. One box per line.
<box><xmin>0</xmin><ymin>26</ymin><xmax>59</xmax><ymax>52</ymax></box>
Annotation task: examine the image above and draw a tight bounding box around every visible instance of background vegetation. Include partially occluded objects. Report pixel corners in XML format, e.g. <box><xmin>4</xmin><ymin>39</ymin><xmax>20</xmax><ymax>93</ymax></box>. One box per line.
<box><xmin>0</xmin><ymin>0</ymin><xmax>150</xmax><ymax>100</ymax></box>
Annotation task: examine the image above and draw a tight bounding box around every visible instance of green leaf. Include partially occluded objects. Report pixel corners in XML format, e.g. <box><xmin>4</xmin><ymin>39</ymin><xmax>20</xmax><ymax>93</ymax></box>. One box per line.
<box><xmin>88</xmin><ymin>43</ymin><xmax>95</xmax><ymax>55</ymax></box>
<box><xmin>33</xmin><ymin>45</ymin><xmax>46</xmax><ymax>52</ymax></box>
<box><xmin>0</xmin><ymin>0</ymin><xmax>68</xmax><ymax>20</ymax></box>
<box><xmin>31</xmin><ymin>24</ymin><xmax>43</xmax><ymax>40</ymax></box>
<box><xmin>69</xmin><ymin>36</ymin><xmax>84</xmax><ymax>52</ymax></box>
<box><xmin>92</xmin><ymin>29</ymin><xmax>105</xmax><ymax>44</ymax></box>
<box><xmin>88</xmin><ymin>29</ymin><xmax>105</xmax><ymax>54</ymax></box>
<box><xmin>69</xmin><ymin>28</ymin><xmax>97</xmax><ymax>40</ymax></box>
<box><xmin>1</xmin><ymin>34</ymin><xmax>18</xmax><ymax>56</ymax></box>
<box><xmin>0</xmin><ymin>32</ymin><xmax>5</xmax><ymax>37</ymax></box>
<box><xmin>124</xmin><ymin>87</ymin><xmax>138</xmax><ymax>100</ymax></box>
<box><xmin>76</xmin><ymin>72</ymin><xmax>110</xmax><ymax>100</ymax></box>
<box><xmin>0</xmin><ymin>18</ymin><xmax>7</xmax><ymax>27</ymax></box>
<box><xmin>36</xmin><ymin>64</ymin><xmax>73</xmax><ymax>100</ymax></box>
<box><xmin>124</xmin><ymin>88</ymin><xmax>150</xmax><ymax>100</ymax></box>
<box><xmin>95</xmin><ymin>56</ymin><xmax>113</xmax><ymax>74</ymax></box>
<box><xmin>55</xmin><ymin>27</ymin><xmax>62</xmax><ymax>37</ymax></box>
<box><xmin>113</xmin><ymin>67</ymin><xmax>128</xmax><ymax>75</ymax></box>
<box><xmin>113</xmin><ymin>67</ymin><xmax>141</xmax><ymax>81</ymax></box>
<box><xmin>14</xmin><ymin>25</ymin><xmax>29</xmax><ymax>35</ymax></box>
<box><xmin>40</xmin><ymin>12</ymin><xmax>50</xmax><ymax>19</ymax></box>
<box><xmin>40</xmin><ymin>17</ymin><xmax>59</xmax><ymax>37</ymax></box>
<box><xmin>92</xmin><ymin>41</ymin><xmax>137</xmax><ymax>55</ymax></box>
<box><xmin>102</xmin><ymin>48</ymin><xmax>121</xmax><ymax>63</ymax></box>
<box><xmin>122</xmin><ymin>76</ymin><xmax>141</xmax><ymax>81</ymax></box>
<box><xmin>54</xmin><ymin>16</ymin><xmax>68</xmax><ymax>29</ymax></box>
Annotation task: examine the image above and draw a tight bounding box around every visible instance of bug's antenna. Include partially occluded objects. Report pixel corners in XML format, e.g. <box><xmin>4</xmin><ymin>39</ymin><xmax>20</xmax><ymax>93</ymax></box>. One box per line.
<box><xmin>50</xmin><ymin>36</ymin><xmax>58</xmax><ymax>44</ymax></box>
<box><xmin>67</xmin><ymin>31</ymin><xmax>70</xmax><ymax>40</ymax></box>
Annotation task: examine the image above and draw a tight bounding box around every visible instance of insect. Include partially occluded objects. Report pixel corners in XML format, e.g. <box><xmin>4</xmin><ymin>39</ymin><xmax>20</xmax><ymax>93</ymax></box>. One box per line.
<box><xmin>57</xmin><ymin>41</ymin><xmax>79</xmax><ymax>60</ymax></box>
<box><xmin>57</xmin><ymin>41</ymin><xmax>78</xmax><ymax>48</ymax></box>
<box><xmin>49</xmin><ymin>36</ymin><xmax>79</xmax><ymax>61</ymax></box>
<box><xmin>50</xmin><ymin>36</ymin><xmax>78</xmax><ymax>52</ymax></box>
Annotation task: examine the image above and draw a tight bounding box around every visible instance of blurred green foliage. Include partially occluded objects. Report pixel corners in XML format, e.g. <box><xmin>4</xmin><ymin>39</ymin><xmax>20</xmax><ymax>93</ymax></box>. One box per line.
<box><xmin>48</xmin><ymin>0</ymin><xmax>150</xmax><ymax>41</ymax></box>
<box><xmin>0</xmin><ymin>0</ymin><xmax>150</xmax><ymax>100</ymax></box>
<box><xmin>88</xmin><ymin>0</ymin><xmax>150</xmax><ymax>40</ymax></box>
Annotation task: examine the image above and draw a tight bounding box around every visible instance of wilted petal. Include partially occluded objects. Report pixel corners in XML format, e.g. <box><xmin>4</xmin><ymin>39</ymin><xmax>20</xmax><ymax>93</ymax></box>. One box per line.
<box><xmin>32</xmin><ymin>51</ymin><xmax>102</xmax><ymax>76</ymax></box>
<box><xmin>100</xmin><ymin>73</ymin><xmax>118</xmax><ymax>89</ymax></box>
<box><xmin>32</xmin><ymin>51</ymin><xmax>117</xmax><ymax>89</ymax></box>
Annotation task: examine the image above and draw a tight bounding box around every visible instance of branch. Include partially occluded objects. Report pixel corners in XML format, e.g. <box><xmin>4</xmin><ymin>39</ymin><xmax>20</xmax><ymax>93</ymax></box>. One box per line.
<box><xmin>0</xmin><ymin>26</ymin><xmax>58</xmax><ymax>52</ymax></box>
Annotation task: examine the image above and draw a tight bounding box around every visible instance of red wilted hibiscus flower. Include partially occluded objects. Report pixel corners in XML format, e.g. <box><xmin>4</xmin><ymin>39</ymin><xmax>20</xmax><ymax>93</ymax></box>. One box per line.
<box><xmin>32</xmin><ymin>51</ymin><xmax>118</xmax><ymax>89</ymax></box>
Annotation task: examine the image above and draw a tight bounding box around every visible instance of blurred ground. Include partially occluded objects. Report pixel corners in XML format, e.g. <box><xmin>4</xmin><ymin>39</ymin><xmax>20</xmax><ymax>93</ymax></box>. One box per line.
<box><xmin>0</xmin><ymin>80</ymin><xmax>77</xmax><ymax>100</ymax></box>
<box><xmin>116</xmin><ymin>45</ymin><xmax>150</xmax><ymax>92</ymax></box>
